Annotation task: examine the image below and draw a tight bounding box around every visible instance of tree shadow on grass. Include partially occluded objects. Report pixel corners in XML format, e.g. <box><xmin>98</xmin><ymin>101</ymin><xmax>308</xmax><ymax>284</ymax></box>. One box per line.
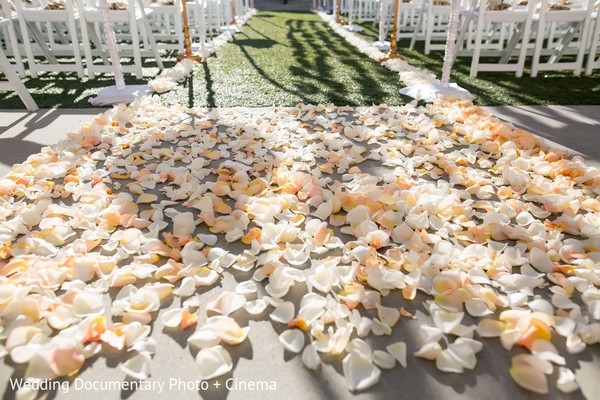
<box><xmin>0</xmin><ymin>57</ymin><xmax>166</xmax><ymax>109</ymax></box>
<box><xmin>206</xmin><ymin>12</ymin><xmax>407</xmax><ymax>106</ymax></box>
<box><xmin>230</xmin><ymin>33</ymin><xmax>308</xmax><ymax>103</ymax></box>
<box><xmin>287</xmin><ymin>19</ymin><xmax>399</xmax><ymax>105</ymax></box>
<box><xmin>233</xmin><ymin>38</ymin><xmax>280</xmax><ymax>49</ymax></box>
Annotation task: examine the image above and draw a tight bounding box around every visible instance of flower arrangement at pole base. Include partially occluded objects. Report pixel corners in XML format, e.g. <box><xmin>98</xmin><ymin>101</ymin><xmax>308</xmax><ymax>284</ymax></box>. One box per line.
<box><xmin>318</xmin><ymin>12</ymin><xmax>473</xmax><ymax>101</ymax></box>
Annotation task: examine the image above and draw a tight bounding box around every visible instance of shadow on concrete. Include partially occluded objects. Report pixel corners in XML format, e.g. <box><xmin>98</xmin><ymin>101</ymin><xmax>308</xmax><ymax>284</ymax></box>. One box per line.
<box><xmin>0</xmin><ymin>108</ymin><xmax>107</xmax><ymax>174</ymax></box>
<box><xmin>255</xmin><ymin>0</ymin><xmax>313</xmax><ymax>11</ymax></box>
<box><xmin>484</xmin><ymin>105</ymin><xmax>600</xmax><ymax>166</ymax></box>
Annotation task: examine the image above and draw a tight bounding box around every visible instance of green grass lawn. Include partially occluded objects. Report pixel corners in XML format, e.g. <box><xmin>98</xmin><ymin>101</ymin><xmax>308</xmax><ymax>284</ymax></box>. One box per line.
<box><xmin>0</xmin><ymin>59</ymin><xmax>162</xmax><ymax>109</ymax></box>
<box><xmin>1</xmin><ymin>11</ymin><xmax>599</xmax><ymax>108</ymax></box>
<box><xmin>159</xmin><ymin>11</ymin><xmax>408</xmax><ymax>107</ymax></box>
<box><xmin>352</xmin><ymin>19</ymin><xmax>600</xmax><ymax>106</ymax></box>
<box><xmin>0</xmin><ymin>11</ymin><xmax>408</xmax><ymax>109</ymax></box>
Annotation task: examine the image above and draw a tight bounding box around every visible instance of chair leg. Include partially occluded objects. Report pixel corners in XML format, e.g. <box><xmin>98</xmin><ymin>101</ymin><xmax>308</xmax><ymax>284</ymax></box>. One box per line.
<box><xmin>80</xmin><ymin>21</ymin><xmax>96</xmax><ymax>79</ymax></box>
<box><xmin>470</xmin><ymin>16</ymin><xmax>484</xmax><ymax>78</ymax></box>
<box><xmin>515</xmin><ymin>20</ymin><xmax>531</xmax><ymax>78</ymax></box>
<box><xmin>129</xmin><ymin>17</ymin><xmax>143</xmax><ymax>79</ymax></box>
<box><xmin>17</xmin><ymin>18</ymin><xmax>39</xmax><ymax>78</ymax></box>
<box><xmin>455</xmin><ymin>13</ymin><xmax>473</xmax><ymax>62</ymax></box>
<box><xmin>0</xmin><ymin>50</ymin><xmax>38</xmax><ymax>111</ymax></box>
<box><xmin>425</xmin><ymin>13</ymin><xmax>433</xmax><ymax>55</ymax></box>
<box><xmin>409</xmin><ymin>11</ymin><xmax>423</xmax><ymax>50</ymax></box>
<box><xmin>586</xmin><ymin>20</ymin><xmax>600</xmax><ymax>75</ymax></box>
<box><xmin>139</xmin><ymin>11</ymin><xmax>164</xmax><ymax>69</ymax></box>
<box><xmin>530</xmin><ymin>17</ymin><xmax>545</xmax><ymax>78</ymax></box>
<box><xmin>67</xmin><ymin>16</ymin><xmax>84</xmax><ymax>78</ymax></box>
<box><xmin>176</xmin><ymin>6</ymin><xmax>184</xmax><ymax>53</ymax></box>
<box><xmin>4</xmin><ymin>22</ymin><xmax>26</xmax><ymax>78</ymax></box>
<box><xmin>573</xmin><ymin>18</ymin><xmax>591</xmax><ymax>76</ymax></box>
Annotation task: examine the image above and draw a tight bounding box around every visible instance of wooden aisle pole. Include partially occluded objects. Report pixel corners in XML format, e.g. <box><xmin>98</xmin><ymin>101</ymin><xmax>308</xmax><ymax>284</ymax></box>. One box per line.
<box><xmin>381</xmin><ymin>0</ymin><xmax>399</xmax><ymax>61</ymax></box>
<box><xmin>230</xmin><ymin>0</ymin><xmax>237</xmax><ymax>25</ymax></box>
<box><xmin>177</xmin><ymin>0</ymin><xmax>203</xmax><ymax>63</ymax></box>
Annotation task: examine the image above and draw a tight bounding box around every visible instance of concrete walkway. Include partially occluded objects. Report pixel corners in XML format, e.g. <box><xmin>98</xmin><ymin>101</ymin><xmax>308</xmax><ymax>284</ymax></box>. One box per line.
<box><xmin>2</xmin><ymin>105</ymin><xmax>599</xmax><ymax>177</ymax></box>
<box><xmin>485</xmin><ymin>105</ymin><xmax>600</xmax><ymax>169</ymax></box>
<box><xmin>255</xmin><ymin>0</ymin><xmax>314</xmax><ymax>11</ymax></box>
<box><xmin>1</xmin><ymin>104</ymin><xmax>600</xmax><ymax>400</ymax></box>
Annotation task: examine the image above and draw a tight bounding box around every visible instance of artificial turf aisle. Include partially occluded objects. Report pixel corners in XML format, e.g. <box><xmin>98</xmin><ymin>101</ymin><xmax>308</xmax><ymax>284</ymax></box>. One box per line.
<box><xmin>161</xmin><ymin>11</ymin><xmax>408</xmax><ymax>107</ymax></box>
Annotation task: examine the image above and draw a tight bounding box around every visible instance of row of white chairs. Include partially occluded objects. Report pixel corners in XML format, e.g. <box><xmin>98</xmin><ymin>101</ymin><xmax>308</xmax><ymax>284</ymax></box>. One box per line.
<box><xmin>0</xmin><ymin>0</ymin><xmax>249</xmax><ymax>80</ymax></box>
<box><xmin>0</xmin><ymin>0</ymin><xmax>163</xmax><ymax>79</ymax></box>
<box><xmin>147</xmin><ymin>0</ymin><xmax>249</xmax><ymax>51</ymax></box>
<box><xmin>340</xmin><ymin>0</ymin><xmax>600</xmax><ymax>77</ymax></box>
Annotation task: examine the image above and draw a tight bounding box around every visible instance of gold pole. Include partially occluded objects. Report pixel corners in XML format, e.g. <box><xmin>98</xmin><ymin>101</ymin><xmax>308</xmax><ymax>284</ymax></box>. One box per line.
<box><xmin>335</xmin><ymin>0</ymin><xmax>342</xmax><ymax>24</ymax></box>
<box><xmin>230</xmin><ymin>0</ymin><xmax>237</xmax><ymax>25</ymax></box>
<box><xmin>313</xmin><ymin>0</ymin><xmax>317</xmax><ymax>10</ymax></box>
<box><xmin>381</xmin><ymin>0</ymin><xmax>399</xmax><ymax>61</ymax></box>
<box><xmin>177</xmin><ymin>0</ymin><xmax>203</xmax><ymax>63</ymax></box>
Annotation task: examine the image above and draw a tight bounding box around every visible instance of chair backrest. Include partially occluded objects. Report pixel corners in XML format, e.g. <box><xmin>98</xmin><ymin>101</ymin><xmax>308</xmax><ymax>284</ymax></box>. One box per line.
<box><xmin>76</xmin><ymin>0</ymin><xmax>164</xmax><ymax>78</ymax></box>
<box><xmin>477</xmin><ymin>0</ymin><xmax>536</xmax><ymax>22</ymax></box>
<box><xmin>536</xmin><ymin>0</ymin><xmax>594</xmax><ymax>21</ymax></box>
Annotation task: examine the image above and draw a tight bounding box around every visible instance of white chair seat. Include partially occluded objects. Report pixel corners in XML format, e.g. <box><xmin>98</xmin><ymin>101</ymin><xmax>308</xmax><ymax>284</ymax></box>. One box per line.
<box><xmin>81</xmin><ymin>7</ymin><xmax>153</xmax><ymax>23</ymax></box>
<box><xmin>20</xmin><ymin>9</ymin><xmax>75</xmax><ymax>22</ymax></box>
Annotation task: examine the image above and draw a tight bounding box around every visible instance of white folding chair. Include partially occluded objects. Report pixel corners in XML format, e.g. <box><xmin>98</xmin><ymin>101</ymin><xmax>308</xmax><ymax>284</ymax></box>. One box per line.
<box><xmin>530</xmin><ymin>0</ymin><xmax>594</xmax><ymax>77</ymax></box>
<box><xmin>12</xmin><ymin>0</ymin><xmax>84</xmax><ymax>78</ymax></box>
<box><xmin>410</xmin><ymin>0</ymin><xmax>453</xmax><ymax>54</ymax></box>
<box><xmin>397</xmin><ymin>0</ymin><xmax>425</xmax><ymax>39</ymax></box>
<box><xmin>76</xmin><ymin>0</ymin><xmax>164</xmax><ymax>79</ymax></box>
<box><xmin>0</xmin><ymin>0</ymin><xmax>26</xmax><ymax>77</ymax></box>
<box><xmin>586</xmin><ymin>7</ymin><xmax>600</xmax><ymax>74</ymax></box>
<box><xmin>0</xmin><ymin>18</ymin><xmax>38</xmax><ymax>111</ymax></box>
<box><xmin>357</xmin><ymin>0</ymin><xmax>379</xmax><ymax>22</ymax></box>
<box><xmin>204</xmin><ymin>0</ymin><xmax>227</xmax><ymax>33</ymax></box>
<box><xmin>144</xmin><ymin>0</ymin><xmax>184</xmax><ymax>52</ymax></box>
<box><xmin>469</xmin><ymin>0</ymin><xmax>536</xmax><ymax>78</ymax></box>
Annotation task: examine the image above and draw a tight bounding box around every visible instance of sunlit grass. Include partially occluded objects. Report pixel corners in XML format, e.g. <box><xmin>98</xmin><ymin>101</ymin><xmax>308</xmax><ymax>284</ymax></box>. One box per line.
<box><xmin>2</xmin><ymin>11</ymin><xmax>598</xmax><ymax>108</ymax></box>
<box><xmin>352</xmin><ymin>19</ymin><xmax>600</xmax><ymax>106</ymax></box>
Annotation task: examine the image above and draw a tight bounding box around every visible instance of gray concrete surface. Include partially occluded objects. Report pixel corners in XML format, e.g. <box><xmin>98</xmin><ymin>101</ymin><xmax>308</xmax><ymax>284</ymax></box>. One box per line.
<box><xmin>484</xmin><ymin>105</ymin><xmax>600</xmax><ymax>169</ymax></box>
<box><xmin>1</xmin><ymin>105</ymin><xmax>599</xmax><ymax>400</ymax></box>
<box><xmin>255</xmin><ymin>0</ymin><xmax>314</xmax><ymax>11</ymax></box>
<box><xmin>0</xmin><ymin>109</ymin><xmax>108</xmax><ymax>177</ymax></box>
<box><xmin>2</xmin><ymin>105</ymin><xmax>598</xmax><ymax>176</ymax></box>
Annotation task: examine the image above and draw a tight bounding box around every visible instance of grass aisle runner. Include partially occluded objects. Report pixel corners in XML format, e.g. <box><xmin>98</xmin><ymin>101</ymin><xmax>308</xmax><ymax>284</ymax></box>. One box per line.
<box><xmin>161</xmin><ymin>11</ymin><xmax>408</xmax><ymax>107</ymax></box>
